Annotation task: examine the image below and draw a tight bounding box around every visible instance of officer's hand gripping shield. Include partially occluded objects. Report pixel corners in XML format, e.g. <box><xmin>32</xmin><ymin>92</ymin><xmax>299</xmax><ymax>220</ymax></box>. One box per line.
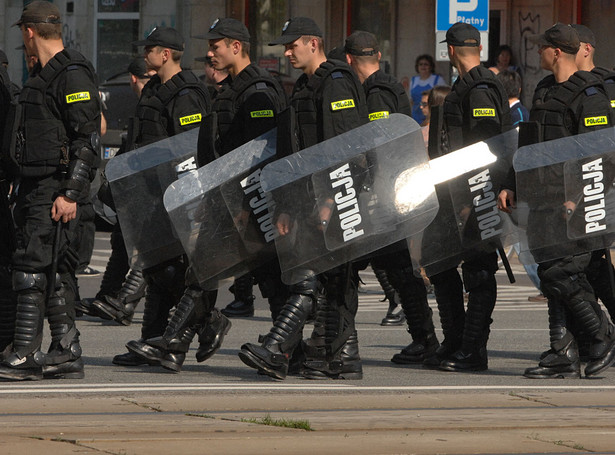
<box><xmin>164</xmin><ymin>128</ymin><xmax>278</xmax><ymax>290</ymax></box>
<box><xmin>409</xmin><ymin>129</ymin><xmax>519</xmax><ymax>276</ymax></box>
<box><xmin>105</xmin><ymin>128</ymin><xmax>198</xmax><ymax>269</ymax></box>
<box><xmin>514</xmin><ymin>127</ymin><xmax>615</xmax><ymax>264</ymax></box>
<box><xmin>260</xmin><ymin>114</ymin><xmax>438</xmax><ymax>285</ymax></box>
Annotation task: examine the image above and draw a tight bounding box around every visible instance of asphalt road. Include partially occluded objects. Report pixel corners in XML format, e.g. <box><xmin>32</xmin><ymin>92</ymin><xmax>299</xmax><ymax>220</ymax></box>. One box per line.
<box><xmin>2</xmin><ymin>231</ymin><xmax>615</xmax><ymax>455</ymax></box>
<box><xmin>3</xmin><ymin>230</ymin><xmax>612</xmax><ymax>392</ymax></box>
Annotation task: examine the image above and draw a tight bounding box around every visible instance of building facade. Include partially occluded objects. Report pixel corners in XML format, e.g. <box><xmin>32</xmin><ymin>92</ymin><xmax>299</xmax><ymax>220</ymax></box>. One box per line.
<box><xmin>0</xmin><ymin>0</ymin><xmax>612</xmax><ymax>106</ymax></box>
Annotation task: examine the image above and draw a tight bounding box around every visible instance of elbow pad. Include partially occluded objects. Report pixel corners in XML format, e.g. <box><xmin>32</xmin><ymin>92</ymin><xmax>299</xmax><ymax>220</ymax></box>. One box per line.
<box><xmin>61</xmin><ymin>157</ymin><xmax>92</xmax><ymax>201</ymax></box>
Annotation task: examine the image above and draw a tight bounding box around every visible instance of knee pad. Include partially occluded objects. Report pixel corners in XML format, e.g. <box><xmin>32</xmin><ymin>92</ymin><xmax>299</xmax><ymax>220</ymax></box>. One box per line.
<box><xmin>461</xmin><ymin>267</ymin><xmax>494</xmax><ymax>292</ymax></box>
<box><xmin>540</xmin><ymin>266</ymin><xmax>581</xmax><ymax>300</ymax></box>
<box><xmin>12</xmin><ymin>271</ymin><xmax>47</xmax><ymax>293</ymax></box>
<box><xmin>289</xmin><ymin>269</ymin><xmax>320</xmax><ymax>297</ymax></box>
<box><xmin>145</xmin><ymin>259</ymin><xmax>186</xmax><ymax>289</ymax></box>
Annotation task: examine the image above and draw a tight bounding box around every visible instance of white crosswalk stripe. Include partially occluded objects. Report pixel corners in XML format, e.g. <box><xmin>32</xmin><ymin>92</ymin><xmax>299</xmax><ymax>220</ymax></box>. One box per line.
<box><xmin>357</xmin><ymin>271</ymin><xmax>545</xmax><ymax>312</ymax></box>
<box><xmin>89</xmin><ymin>233</ymin><xmax>546</xmax><ymax>312</ymax></box>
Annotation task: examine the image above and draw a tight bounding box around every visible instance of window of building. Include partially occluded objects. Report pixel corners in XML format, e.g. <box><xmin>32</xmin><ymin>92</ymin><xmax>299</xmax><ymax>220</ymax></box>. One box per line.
<box><xmin>95</xmin><ymin>0</ymin><xmax>140</xmax><ymax>82</ymax></box>
<box><xmin>350</xmin><ymin>0</ymin><xmax>394</xmax><ymax>70</ymax></box>
<box><xmin>247</xmin><ymin>0</ymin><xmax>291</xmax><ymax>75</ymax></box>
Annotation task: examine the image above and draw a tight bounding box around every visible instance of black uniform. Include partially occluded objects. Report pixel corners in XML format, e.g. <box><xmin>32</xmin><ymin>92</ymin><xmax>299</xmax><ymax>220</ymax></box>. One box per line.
<box><xmin>584</xmin><ymin>67</ymin><xmax>615</xmax><ymax>323</ymax></box>
<box><xmin>0</xmin><ymin>48</ymin><xmax>101</xmax><ymax>380</ymax></box>
<box><xmin>133</xmin><ymin>63</ymin><xmax>288</xmax><ymax>371</ymax></box>
<box><xmin>427</xmin><ymin>65</ymin><xmax>511</xmax><ymax>371</ymax></box>
<box><xmin>133</xmin><ymin>71</ymin><xmax>210</xmax><ymax>149</ymax></box>
<box><xmin>363</xmin><ymin>69</ymin><xmax>411</xmax><ymax>120</ymax></box>
<box><xmin>517</xmin><ymin>71</ymin><xmax>615</xmax><ymax>378</ymax></box>
<box><xmin>355</xmin><ymin>69</ymin><xmax>439</xmax><ymax>363</ymax></box>
<box><xmin>239</xmin><ymin>59</ymin><xmax>368</xmax><ymax>380</ymax></box>
<box><xmin>110</xmin><ymin>69</ymin><xmax>212</xmax><ymax>369</ymax></box>
<box><xmin>212</xmin><ymin>64</ymin><xmax>288</xmax><ymax>319</ymax></box>
<box><xmin>0</xmin><ymin>64</ymin><xmax>17</xmax><ymax>356</ymax></box>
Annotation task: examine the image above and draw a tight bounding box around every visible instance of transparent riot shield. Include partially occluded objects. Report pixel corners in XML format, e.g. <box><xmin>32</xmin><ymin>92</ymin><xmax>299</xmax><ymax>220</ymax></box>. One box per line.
<box><xmin>260</xmin><ymin>114</ymin><xmax>438</xmax><ymax>285</ymax></box>
<box><xmin>514</xmin><ymin>127</ymin><xmax>615</xmax><ymax>264</ymax></box>
<box><xmin>105</xmin><ymin>128</ymin><xmax>198</xmax><ymax>269</ymax></box>
<box><xmin>164</xmin><ymin>129</ymin><xmax>278</xmax><ymax>290</ymax></box>
<box><xmin>409</xmin><ymin>129</ymin><xmax>520</xmax><ymax>277</ymax></box>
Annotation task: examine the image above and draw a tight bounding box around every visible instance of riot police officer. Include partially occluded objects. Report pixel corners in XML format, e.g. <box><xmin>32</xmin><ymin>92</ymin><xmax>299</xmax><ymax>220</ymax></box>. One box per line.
<box><xmin>128</xmin><ymin>18</ymin><xmax>288</xmax><ymax>371</ymax></box>
<box><xmin>499</xmin><ymin>23</ymin><xmax>615</xmax><ymax>378</ymax></box>
<box><xmin>0</xmin><ymin>48</ymin><xmax>17</xmax><ymax>359</ymax></box>
<box><xmin>572</xmin><ymin>23</ymin><xmax>615</xmax><ymax>324</ymax></box>
<box><xmin>0</xmin><ymin>1</ymin><xmax>101</xmax><ymax>380</ymax></box>
<box><xmin>427</xmin><ymin>22</ymin><xmax>512</xmax><ymax>372</ymax></box>
<box><xmin>77</xmin><ymin>58</ymin><xmax>154</xmax><ymax>324</ymax></box>
<box><xmin>108</xmin><ymin>27</ymin><xmax>213</xmax><ymax>369</ymax></box>
<box><xmin>343</xmin><ymin>30</ymin><xmax>439</xmax><ymax>364</ymax></box>
<box><xmin>239</xmin><ymin>17</ymin><xmax>368</xmax><ymax>380</ymax></box>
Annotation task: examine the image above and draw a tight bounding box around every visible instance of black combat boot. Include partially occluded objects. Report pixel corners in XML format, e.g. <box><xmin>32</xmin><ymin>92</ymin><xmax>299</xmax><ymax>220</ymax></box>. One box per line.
<box><xmin>525</xmin><ymin>333</ymin><xmax>581</xmax><ymax>378</ymax></box>
<box><xmin>391</xmin><ymin>268</ymin><xmax>439</xmax><ymax>364</ymax></box>
<box><xmin>143</xmin><ymin>286</ymin><xmax>224</xmax><ymax>369</ymax></box>
<box><xmin>0</xmin><ymin>272</ymin><xmax>46</xmax><ymax>381</ymax></box>
<box><xmin>221</xmin><ymin>273</ymin><xmax>255</xmax><ymax>318</ymax></box>
<box><xmin>427</xmin><ymin>269</ymin><xmax>465</xmax><ymax>367</ymax></box>
<box><xmin>221</xmin><ymin>273</ymin><xmax>254</xmax><ymax>318</ymax></box>
<box><xmin>0</xmin><ymin>286</ymin><xmax>16</xmax><ymax>359</ymax></box>
<box><xmin>43</xmin><ymin>276</ymin><xmax>84</xmax><ymax>379</ymax></box>
<box><xmin>239</xmin><ymin>292</ymin><xmax>313</xmax><ymax>380</ymax></box>
<box><xmin>525</xmin><ymin>299</ymin><xmax>581</xmax><ymax>379</ymax></box>
<box><xmin>195</xmin><ymin>308</ymin><xmax>231</xmax><ymax>362</ymax></box>
<box><xmin>439</xmin><ymin>271</ymin><xmax>496</xmax><ymax>372</ymax></box>
<box><xmin>113</xmin><ymin>262</ymin><xmax>182</xmax><ymax>366</ymax></box>
<box><xmin>92</xmin><ymin>268</ymin><xmax>146</xmax><ymax>325</ymax></box>
<box><xmin>77</xmin><ymin>225</ymin><xmax>131</xmax><ymax>319</ymax></box>
<box><xmin>372</xmin><ymin>266</ymin><xmax>404</xmax><ymax>326</ymax></box>
<box><xmin>578</xmin><ymin>302</ymin><xmax>615</xmax><ymax>377</ymax></box>
<box><xmin>160</xmin><ymin>327</ymin><xmax>198</xmax><ymax>372</ymax></box>
<box><xmin>586</xmin><ymin>250</ymin><xmax>615</xmax><ymax>322</ymax></box>
<box><xmin>302</xmin><ymin>267</ymin><xmax>362</xmax><ymax>380</ymax></box>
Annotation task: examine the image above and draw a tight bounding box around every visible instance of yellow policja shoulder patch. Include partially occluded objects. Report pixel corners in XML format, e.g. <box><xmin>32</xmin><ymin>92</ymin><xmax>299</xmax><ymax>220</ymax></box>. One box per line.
<box><xmin>584</xmin><ymin>115</ymin><xmax>608</xmax><ymax>127</ymax></box>
<box><xmin>331</xmin><ymin>99</ymin><xmax>355</xmax><ymax>111</ymax></box>
<box><xmin>66</xmin><ymin>92</ymin><xmax>91</xmax><ymax>104</ymax></box>
<box><xmin>250</xmin><ymin>110</ymin><xmax>274</xmax><ymax>118</ymax></box>
<box><xmin>473</xmin><ymin>108</ymin><xmax>495</xmax><ymax>117</ymax></box>
<box><xmin>179</xmin><ymin>113</ymin><xmax>202</xmax><ymax>126</ymax></box>
<box><xmin>369</xmin><ymin>111</ymin><xmax>389</xmax><ymax>121</ymax></box>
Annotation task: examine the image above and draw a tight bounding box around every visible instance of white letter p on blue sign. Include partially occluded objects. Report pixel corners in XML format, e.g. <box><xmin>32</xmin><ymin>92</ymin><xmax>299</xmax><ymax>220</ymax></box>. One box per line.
<box><xmin>449</xmin><ymin>0</ymin><xmax>478</xmax><ymax>23</ymax></box>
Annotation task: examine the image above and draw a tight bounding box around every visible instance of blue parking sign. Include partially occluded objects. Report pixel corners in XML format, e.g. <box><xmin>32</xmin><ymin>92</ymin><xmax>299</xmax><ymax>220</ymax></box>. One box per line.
<box><xmin>437</xmin><ymin>0</ymin><xmax>489</xmax><ymax>32</ymax></box>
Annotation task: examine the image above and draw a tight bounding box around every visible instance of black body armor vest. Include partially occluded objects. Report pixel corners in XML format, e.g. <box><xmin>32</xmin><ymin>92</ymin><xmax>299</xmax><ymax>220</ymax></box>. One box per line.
<box><xmin>135</xmin><ymin>71</ymin><xmax>208</xmax><ymax>147</ymax></box>
<box><xmin>7</xmin><ymin>49</ymin><xmax>96</xmax><ymax>178</ymax></box>
<box><xmin>529</xmin><ymin>71</ymin><xmax>604</xmax><ymax>143</ymax></box>
<box><xmin>364</xmin><ymin>70</ymin><xmax>412</xmax><ymax>118</ymax></box>
<box><xmin>213</xmin><ymin>64</ymin><xmax>286</xmax><ymax>154</ymax></box>
<box><xmin>443</xmin><ymin>65</ymin><xmax>510</xmax><ymax>152</ymax></box>
<box><xmin>291</xmin><ymin>60</ymin><xmax>365</xmax><ymax>149</ymax></box>
<box><xmin>591</xmin><ymin>66</ymin><xmax>615</xmax><ymax>112</ymax></box>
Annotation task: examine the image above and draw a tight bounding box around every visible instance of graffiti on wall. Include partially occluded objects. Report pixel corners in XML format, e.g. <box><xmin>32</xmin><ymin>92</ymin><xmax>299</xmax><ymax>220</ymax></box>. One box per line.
<box><xmin>63</xmin><ymin>23</ymin><xmax>81</xmax><ymax>52</ymax></box>
<box><xmin>518</xmin><ymin>11</ymin><xmax>541</xmax><ymax>76</ymax></box>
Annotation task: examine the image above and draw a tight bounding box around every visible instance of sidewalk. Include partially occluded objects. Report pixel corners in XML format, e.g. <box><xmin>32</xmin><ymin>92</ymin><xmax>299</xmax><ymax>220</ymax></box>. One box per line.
<box><xmin>2</xmin><ymin>391</ymin><xmax>615</xmax><ymax>454</ymax></box>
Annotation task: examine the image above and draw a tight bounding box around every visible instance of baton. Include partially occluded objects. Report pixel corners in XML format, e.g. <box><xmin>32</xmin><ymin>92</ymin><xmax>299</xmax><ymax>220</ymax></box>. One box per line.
<box><xmin>497</xmin><ymin>245</ymin><xmax>516</xmax><ymax>284</ymax></box>
<box><xmin>48</xmin><ymin>219</ymin><xmax>63</xmax><ymax>300</ymax></box>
